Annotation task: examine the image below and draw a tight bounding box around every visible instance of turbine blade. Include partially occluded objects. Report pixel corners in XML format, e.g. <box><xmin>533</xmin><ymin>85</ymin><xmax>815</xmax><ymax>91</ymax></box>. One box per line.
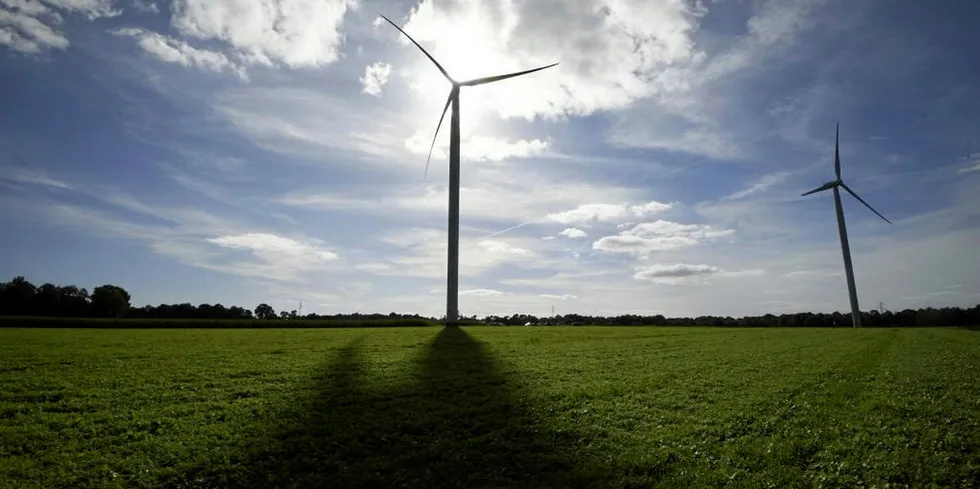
<box><xmin>801</xmin><ymin>181</ymin><xmax>837</xmax><ymax>196</ymax></box>
<box><xmin>841</xmin><ymin>183</ymin><xmax>892</xmax><ymax>224</ymax></box>
<box><xmin>459</xmin><ymin>62</ymin><xmax>559</xmax><ymax>86</ymax></box>
<box><xmin>835</xmin><ymin>122</ymin><xmax>841</xmax><ymax>180</ymax></box>
<box><xmin>379</xmin><ymin>15</ymin><xmax>454</xmax><ymax>83</ymax></box>
<box><xmin>425</xmin><ymin>91</ymin><xmax>454</xmax><ymax>178</ymax></box>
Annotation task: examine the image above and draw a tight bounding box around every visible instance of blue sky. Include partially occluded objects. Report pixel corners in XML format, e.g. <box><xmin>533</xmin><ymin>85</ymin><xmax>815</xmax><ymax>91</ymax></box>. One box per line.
<box><xmin>1</xmin><ymin>0</ymin><xmax>978</xmax><ymax>318</ymax></box>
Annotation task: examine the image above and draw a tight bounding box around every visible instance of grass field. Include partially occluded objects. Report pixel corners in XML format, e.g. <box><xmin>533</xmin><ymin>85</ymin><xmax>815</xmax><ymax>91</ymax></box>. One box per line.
<box><xmin>1</xmin><ymin>326</ymin><xmax>978</xmax><ymax>488</ymax></box>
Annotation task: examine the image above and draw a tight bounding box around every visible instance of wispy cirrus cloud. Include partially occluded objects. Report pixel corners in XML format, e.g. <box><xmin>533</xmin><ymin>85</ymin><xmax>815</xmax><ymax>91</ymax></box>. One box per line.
<box><xmin>0</xmin><ymin>167</ymin><xmax>71</xmax><ymax>189</ymax></box>
<box><xmin>111</xmin><ymin>27</ymin><xmax>248</xmax><ymax>80</ymax></box>
<box><xmin>958</xmin><ymin>160</ymin><xmax>980</xmax><ymax>174</ymax></box>
<box><xmin>724</xmin><ymin>172</ymin><xmax>791</xmax><ymax>200</ymax></box>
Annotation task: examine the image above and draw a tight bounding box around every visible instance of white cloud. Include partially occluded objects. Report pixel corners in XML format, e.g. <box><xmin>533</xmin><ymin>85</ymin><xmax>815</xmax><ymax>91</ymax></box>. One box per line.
<box><xmin>1</xmin><ymin>0</ymin><xmax>54</xmax><ymax>16</ymax></box>
<box><xmin>282</xmin><ymin>176</ymin><xmax>647</xmax><ymax>228</ymax></box>
<box><xmin>0</xmin><ymin>0</ymin><xmax>127</xmax><ymax>54</ymax></box>
<box><xmin>538</xmin><ymin>293</ymin><xmax>577</xmax><ymax>300</ymax></box>
<box><xmin>607</xmin><ymin>0</ymin><xmax>832</xmax><ymax>159</ymax></box>
<box><xmin>212</xmin><ymin>87</ymin><xmax>414</xmax><ymax>164</ymax></box>
<box><xmin>170</xmin><ymin>0</ymin><xmax>355</xmax><ymax>68</ymax></box>
<box><xmin>958</xmin><ymin>160</ymin><xmax>980</xmax><ymax>174</ymax></box>
<box><xmin>559</xmin><ymin>227</ymin><xmax>587</xmax><ymax>239</ymax></box>
<box><xmin>560</xmin><ymin>229</ymin><xmax>588</xmax><ymax>240</ymax></box>
<box><xmin>784</xmin><ymin>268</ymin><xmax>841</xmax><ymax>279</ymax></box>
<box><xmin>358</xmin><ymin>227</ymin><xmax>544</xmax><ymax>279</ymax></box>
<box><xmin>207</xmin><ymin>232</ymin><xmax>339</xmax><ymax>261</ymax></box>
<box><xmin>477</xmin><ymin>239</ymin><xmax>529</xmax><ymax>255</ymax></box>
<box><xmin>42</xmin><ymin>0</ymin><xmax>121</xmax><ymax>20</ymax></box>
<box><xmin>593</xmin><ymin>220</ymin><xmax>735</xmax><ymax>255</ymax></box>
<box><xmin>392</xmin><ymin>0</ymin><xmax>708</xmax><ymax>121</ymax></box>
<box><xmin>0</xmin><ymin>176</ymin><xmax>355</xmax><ymax>287</ymax></box>
<box><xmin>405</xmin><ymin>132</ymin><xmax>550</xmax><ymax>162</ymax></box>
<box><xmin>633</xmin><ymin>263</ymin><xmax>721</xmax><ymax>284</ymax></box>
<box><xmin>0</xmin><ymin>167</ymin><xmax>71</xmax><ymax>189</ymax></box>
<box><xmin>360</xmin><ymin>61</ymin><xmax>392</xmax><ymax>96</ymax></box>
<box><xmin>112</xmin><ymin>28</ymin><xmax>246</xmax><ymax>79</ymax></box>
<box><xmin>724</xmin><ymin>172</ymin><xmax>790</xmax><ymax>200</ymax></box>
<box><xmin>545</xmin><ymin>200</ymin><xmax>673</xmax><ymax>225</ymax></box>
<box><xmin>130</xmin><ymin>0</ymin><xmax>159</xmax><ymax>14</ymax></box>
<box><xmin>460</xmin><ymin>288</ymin><xmax>505</xmax><ymax>297</ymax></box>
<box><xmin>0</xmin><ymin>5</ymin><xmax>69</xmax><ymax>54</ymax></box>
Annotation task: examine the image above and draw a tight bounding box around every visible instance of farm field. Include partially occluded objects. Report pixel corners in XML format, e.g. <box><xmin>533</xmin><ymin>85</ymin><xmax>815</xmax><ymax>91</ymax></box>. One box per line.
<box><xmin>1</xmin><ymin>326</ymin><xmax>978</xmax><ymax>488</ymax></box>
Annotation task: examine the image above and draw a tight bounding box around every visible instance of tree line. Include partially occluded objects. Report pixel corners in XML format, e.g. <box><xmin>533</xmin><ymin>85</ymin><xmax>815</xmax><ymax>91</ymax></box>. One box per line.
<box><xmin>1</xmin><ymin>276</ymin><xmax>977</xmax><ymax>327</ymax></box>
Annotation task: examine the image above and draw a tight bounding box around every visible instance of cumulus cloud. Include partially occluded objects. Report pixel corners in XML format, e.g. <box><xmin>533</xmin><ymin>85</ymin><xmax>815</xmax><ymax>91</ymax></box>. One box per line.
<box><xmin>112</xmin><ymin>28</ymin><xmax>246</xmax><ymax>79</ymax></box>
<box><xmin>633</xmin><ymin>263</ymin><xmax>721</xmax><ymax>284</ymax></box>
<box><xmin>393</xmin><ymin>0</ymin><xmax>708</xmax><ymax>120</ymax></box>
<box><xmin>360</xmin><ymin>61</ymin><xmax>392</xmax><ymax>96</ymax></box>
<box><xmin>546</xmin><ymin>200</ymin><xmax>672</xmax><ymax>225</ymax></box>
<box><xmin>169</xmin><ymin>0</ymin><xmax>355</xmax><ymax>68</ymax></box>
<box><xmin>559</xmin><ymin>227</ymin><xmax>587</xmax><ymax>239</ymax></box>
<box><xmin>593</xmin><ymin>220</ymin><xmax>735</xmax><ymax>255</ymax></box>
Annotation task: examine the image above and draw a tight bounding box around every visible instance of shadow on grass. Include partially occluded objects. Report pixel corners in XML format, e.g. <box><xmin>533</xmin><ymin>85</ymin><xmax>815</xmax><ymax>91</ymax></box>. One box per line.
<box><xmin>167</xmin><ymin>327</ymin><xmax>608</xmax><ymax>489</ymax></box>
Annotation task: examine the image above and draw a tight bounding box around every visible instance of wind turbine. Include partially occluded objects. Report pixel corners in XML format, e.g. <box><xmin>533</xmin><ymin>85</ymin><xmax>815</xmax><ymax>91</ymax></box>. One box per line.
<box><xmin>802</xmin><ymin>123</ymin><xmax>892</xmax><ymax>328</ymax></box>
<box><xmin>380</xmin><ymin>14</ymin><xmax>558</xmax><ymax>326</ymax></box>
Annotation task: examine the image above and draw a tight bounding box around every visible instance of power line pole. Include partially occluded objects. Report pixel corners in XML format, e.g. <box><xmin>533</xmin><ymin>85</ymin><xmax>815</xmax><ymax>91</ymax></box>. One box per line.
<box><xmin>298</xmin><ymin>301</ymin><xmax>303</xmax><ymax>317</ymax></box>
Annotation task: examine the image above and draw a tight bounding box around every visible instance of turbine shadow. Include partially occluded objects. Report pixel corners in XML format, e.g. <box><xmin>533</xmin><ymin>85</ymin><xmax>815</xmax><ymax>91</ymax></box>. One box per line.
<box><xmin>165</xmin><ymin>328</ymin><xmax>607</xmax><ymax>488</ymax></box>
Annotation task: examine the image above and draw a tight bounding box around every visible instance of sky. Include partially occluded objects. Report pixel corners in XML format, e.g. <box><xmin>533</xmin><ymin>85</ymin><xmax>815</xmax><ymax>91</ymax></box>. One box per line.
<box><xmin>1</xmin><ymin>0</ymin><xmax>978</xmax><ymax>318</ymax></box>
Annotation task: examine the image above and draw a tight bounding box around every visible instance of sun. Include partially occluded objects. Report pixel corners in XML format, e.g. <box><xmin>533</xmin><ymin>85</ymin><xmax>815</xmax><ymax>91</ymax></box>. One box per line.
<box><xmin>398</xmin><ymin>22</ymin><xmax>520</xmax><ymax>140</ymax></box>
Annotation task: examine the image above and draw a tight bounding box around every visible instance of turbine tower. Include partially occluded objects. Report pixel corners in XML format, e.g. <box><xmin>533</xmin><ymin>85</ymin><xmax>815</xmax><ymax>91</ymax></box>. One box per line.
<box><xmin>802</xmin><ymin>123</ymin><xmax>892</xmax><ymax>328</ymax></box>
<box><xmin>381</xmin><ymin>14</ymin><xmax>558</xmax><ymax>326</ymax></box>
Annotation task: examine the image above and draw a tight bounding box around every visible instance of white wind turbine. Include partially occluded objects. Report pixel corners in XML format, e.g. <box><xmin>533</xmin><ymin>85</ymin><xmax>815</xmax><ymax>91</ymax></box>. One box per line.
<box><xmin>380</xmin><ymin>14</ymin><xmax>558</xmax><ymax>326</ymax></box>
<box><xmin>802</xmin><ymin>123</ymin><xmax>892</xmax><ymax>328</ymax></box>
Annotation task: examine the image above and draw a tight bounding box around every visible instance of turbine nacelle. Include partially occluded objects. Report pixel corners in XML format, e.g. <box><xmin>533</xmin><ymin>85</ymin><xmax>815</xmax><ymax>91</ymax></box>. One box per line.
<box><xmin>380</xmin><ymin>14</ymin><xmax>558</xmax><ymax>176</ymax></box>
<box><xmin>801</xmin><ymin>123</ymin><xmax>892</xmax><ymax>225</ymax></box>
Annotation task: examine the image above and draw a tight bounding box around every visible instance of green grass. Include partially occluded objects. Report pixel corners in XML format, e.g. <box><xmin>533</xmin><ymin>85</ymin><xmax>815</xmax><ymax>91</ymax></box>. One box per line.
<box><xmin>1</xmin><ymin>327</ymin><xmax>978</xmax><ymax>488</ymax></box>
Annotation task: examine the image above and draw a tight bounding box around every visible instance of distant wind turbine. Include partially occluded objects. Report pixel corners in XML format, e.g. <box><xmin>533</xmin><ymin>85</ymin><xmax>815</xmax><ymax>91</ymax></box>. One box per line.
<box><xmin>802</xmin><ymin>123</ymin><xmax>892</xmax><ymax>328</ymax></box>
<box><xmin>380</xmin><ymin>14</ymin><xmax>558</xmax><ymax>326</ymax></box>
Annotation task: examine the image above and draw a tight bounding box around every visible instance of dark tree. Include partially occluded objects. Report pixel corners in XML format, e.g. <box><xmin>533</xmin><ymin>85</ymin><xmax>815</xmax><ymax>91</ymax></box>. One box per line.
<box><xmin>254</xmin><ymin>303</ymin><xmax>276</xmax><ymax>320</ymax></box>
<box><xmin>90</xmin><ymin>285</ymin><xmax>131</xmax><ymax>318</ymax></box>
